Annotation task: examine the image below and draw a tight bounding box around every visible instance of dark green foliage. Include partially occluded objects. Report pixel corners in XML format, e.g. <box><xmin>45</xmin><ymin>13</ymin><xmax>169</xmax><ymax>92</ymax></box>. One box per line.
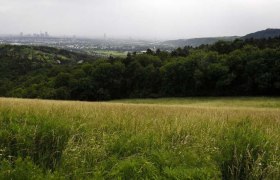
<box><xmin>1</xmin><ymin>37</ymin><xmax>280</xmax><ymax>100</ymax></box>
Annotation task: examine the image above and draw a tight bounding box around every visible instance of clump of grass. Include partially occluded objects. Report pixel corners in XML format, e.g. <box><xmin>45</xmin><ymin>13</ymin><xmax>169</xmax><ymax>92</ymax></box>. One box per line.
<box><xmin>60</xmin><ymin>130</ymin><xmax>220</xmax><ymax>179</ymax></box>
<box><xmin>0</xmin><ymin>110</ymin><xmax>71</xmax><ymax>171</ymax></box>
<box><xmin>0</xmin><ymin>157</ymin><xmax>57</xmax><ymax>180</ymax></box>
<box><xmin>108</xmin><ymin>156</ymin><xmax>159</xmax><ymax>179</ymax></box>
<box><xmin>217</xmin><ymin>119</ymin><xmax>280</xmax><ymax>179</ymax></box>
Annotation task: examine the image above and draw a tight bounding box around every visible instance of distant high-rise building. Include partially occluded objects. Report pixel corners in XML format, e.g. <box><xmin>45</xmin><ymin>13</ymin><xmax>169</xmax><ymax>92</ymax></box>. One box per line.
<box><xmin>20</xmin><ymin>32</ymin><xmax>23</xmax><ymax>37</ymax></box>
<box><xmin>40</xmin><ymin>31</ymin><xmax>44</xmax><ymax>37</ymax></box>
<box><xmin>45</xmin><ymin>32</ymin><xmax>49</xmax><ymax>37</ymax></box>
<box><xmin>104</xmin><ymin>33</ymin><xmax>107</xmax><ymax>40</ymax></box>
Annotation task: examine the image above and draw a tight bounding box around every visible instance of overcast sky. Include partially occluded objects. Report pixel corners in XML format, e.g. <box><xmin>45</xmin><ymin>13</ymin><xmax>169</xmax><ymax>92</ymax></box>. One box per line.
<box><xmin>0</xmin><ymin>0</ymin><xmax>280</xmax><ymax>40</ymax></box>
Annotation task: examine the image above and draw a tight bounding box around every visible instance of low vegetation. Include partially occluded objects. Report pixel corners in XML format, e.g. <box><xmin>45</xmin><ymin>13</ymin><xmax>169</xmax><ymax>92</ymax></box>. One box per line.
<box><xmin>87</xmin><ymin>50</ymin><xmax>128</xmax><ymax>58</ymax></box>
<box><xmin>0</xmin><ymin>97</ymin><xmax>279</xmax><ymax>179</ymax></box>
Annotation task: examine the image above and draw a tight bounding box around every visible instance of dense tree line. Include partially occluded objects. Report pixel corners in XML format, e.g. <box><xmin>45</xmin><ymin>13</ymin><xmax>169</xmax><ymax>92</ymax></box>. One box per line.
<box><xmin>0</xmin><ymin>37</ymin><xmax>280</xmax><ymax>101</ymax></box>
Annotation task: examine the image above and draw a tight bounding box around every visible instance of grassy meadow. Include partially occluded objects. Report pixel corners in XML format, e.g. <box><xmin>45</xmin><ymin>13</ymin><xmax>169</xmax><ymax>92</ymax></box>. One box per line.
<box><xmin>0</xmin><ymin>97</ymin><xmax>279</xmax><ymax>179</ymax></box>
<box><xmin>86</xmin><ymin>50</ymin><xmax>128</xmax><ymax>58</ymax></box>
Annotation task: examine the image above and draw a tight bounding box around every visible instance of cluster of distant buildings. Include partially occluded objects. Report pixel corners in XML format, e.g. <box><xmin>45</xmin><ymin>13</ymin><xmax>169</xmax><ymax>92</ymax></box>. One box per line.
<box><xmin>0</xmin><ymin>33</ymin><xmax>172</xmax><ymax>52</ymax></box>
<box><xmin>19</xmin><ymin>32</ymin><xmax>50</xmax><ymax>38</ymax></box>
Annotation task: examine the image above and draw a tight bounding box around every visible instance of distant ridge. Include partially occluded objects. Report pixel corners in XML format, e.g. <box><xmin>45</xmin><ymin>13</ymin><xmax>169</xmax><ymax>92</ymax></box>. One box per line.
<box><xmin>162</xmin><ymin>36</ymin><xmax>239</xmax><ymax>47</ymax></box>
<box><xmin>243</xmin><ymin>28</ymin><xmax>280</xmax><ymax>39</ymax></box>
<box><xmin>162</xmin><ymin>28</ymin><xmax>280</xmax><ymax>48</ymax></box>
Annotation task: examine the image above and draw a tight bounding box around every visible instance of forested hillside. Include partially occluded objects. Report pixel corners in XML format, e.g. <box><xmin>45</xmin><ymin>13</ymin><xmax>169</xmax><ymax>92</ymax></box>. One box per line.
<box><xmin>1</xmin><ymin>37</ymin><xmax>280</xmax><ymax>101</ymax></box>
<box><xmin>163</xmin><ymin>36</ymin><xmax>238</xmax><ymax>47</ymax></box>
<box><xmin>163</xmin><ymin>28</ymin><xmax>280</xmax><ymax>47</ymax></box>
<box><xmin>243</xmin><ymin>28</ymin><xmax>280</xmax><ymax>39</ymax></box>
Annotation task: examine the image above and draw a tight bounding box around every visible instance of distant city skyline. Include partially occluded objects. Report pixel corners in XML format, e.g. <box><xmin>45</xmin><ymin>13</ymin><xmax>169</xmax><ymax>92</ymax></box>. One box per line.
<box><xmin>18</xmin><ymin>31</ymin><xmax>49</xmax><ymax>36</ymax></box>
<box><xmin>0</xmin><ymin>0</ymin><xmax>280</xmax><ymax>40</ymax></box>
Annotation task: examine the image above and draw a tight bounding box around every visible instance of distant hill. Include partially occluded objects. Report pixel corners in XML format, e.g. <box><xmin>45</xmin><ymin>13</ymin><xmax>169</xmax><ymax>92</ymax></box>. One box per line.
<box><xmin>163</xmin><ymin>36</ymin><xmax>239</xmax><ymax>47</ymax></box>
<box><xmin>243</xmin><ymin>28</ymin><xmax>280</xmax><ymax>39</ymax></box>
<box><xmin>0</xmin><ymin>45</ymin><xmax>95</xmax><ymax>65</ymax></box>
<box><xmin>162</xmin><ymin>28</ymin><xmax>280</xmax><ymax>48</ymax></box>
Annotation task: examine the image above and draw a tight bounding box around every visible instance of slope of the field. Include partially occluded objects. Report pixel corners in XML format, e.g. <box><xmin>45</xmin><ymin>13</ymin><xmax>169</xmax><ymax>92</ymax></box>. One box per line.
<box><xmin>112</xmin><ymin>97</ymin><xmax>280</xmax><ymax>108</ymax></box>
<box><xmin>0</xmin><ymin>97</ymin><xmax>279</xmax><ymax>179</ymax></box>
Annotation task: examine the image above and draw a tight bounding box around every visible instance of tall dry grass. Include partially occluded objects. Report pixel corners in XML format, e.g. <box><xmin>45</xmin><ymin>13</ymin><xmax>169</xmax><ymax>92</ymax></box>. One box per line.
<box><xmin>0</xmin><ymin>97</ymin><xmax>279</xmax><ymax>179</ymax></box>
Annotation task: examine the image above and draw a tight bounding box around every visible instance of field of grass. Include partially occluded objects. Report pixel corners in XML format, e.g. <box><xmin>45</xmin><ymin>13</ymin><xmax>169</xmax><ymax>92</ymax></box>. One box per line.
<box><xmin>86</xmin><ymin>50</ymin><xmax>127</xmax><ymax>58</ymax></box>
<box><xmin>112</xmin><ymin>97</ymin><xmax>280</xmax><ymax>108</ymax></box>
<box><xmin>0</xmin><ymin>97</ymin><xmax>279</xmax><ymax>179</ymax></box>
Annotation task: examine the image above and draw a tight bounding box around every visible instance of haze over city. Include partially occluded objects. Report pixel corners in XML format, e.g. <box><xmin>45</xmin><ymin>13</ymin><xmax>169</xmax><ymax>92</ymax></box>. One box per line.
<box><xmin>0</xmin><ymin>0</ymin><xmax>280</xmax><ymax>40</ymax></box>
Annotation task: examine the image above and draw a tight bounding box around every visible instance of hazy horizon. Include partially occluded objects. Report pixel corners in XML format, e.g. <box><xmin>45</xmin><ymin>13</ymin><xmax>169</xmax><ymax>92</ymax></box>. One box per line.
<box><xmin>1</xmin><ymin>0</ymin><xmax>280</xmax><ymax>40</ymax></box>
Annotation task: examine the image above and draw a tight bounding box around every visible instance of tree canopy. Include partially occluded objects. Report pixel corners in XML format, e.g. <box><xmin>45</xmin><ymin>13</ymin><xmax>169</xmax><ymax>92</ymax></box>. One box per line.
<box><xmin>1</xmin><ymin>37</ymin><xmax>280</xmax><ymax>100</ymax></box>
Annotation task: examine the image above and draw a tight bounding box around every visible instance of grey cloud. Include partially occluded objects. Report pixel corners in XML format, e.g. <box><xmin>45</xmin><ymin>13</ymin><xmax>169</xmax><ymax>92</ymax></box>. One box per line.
<box><xmin>0</xmin><ymin>0</ymin><xmax>280</xmax><ymax>39</ymax></box>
